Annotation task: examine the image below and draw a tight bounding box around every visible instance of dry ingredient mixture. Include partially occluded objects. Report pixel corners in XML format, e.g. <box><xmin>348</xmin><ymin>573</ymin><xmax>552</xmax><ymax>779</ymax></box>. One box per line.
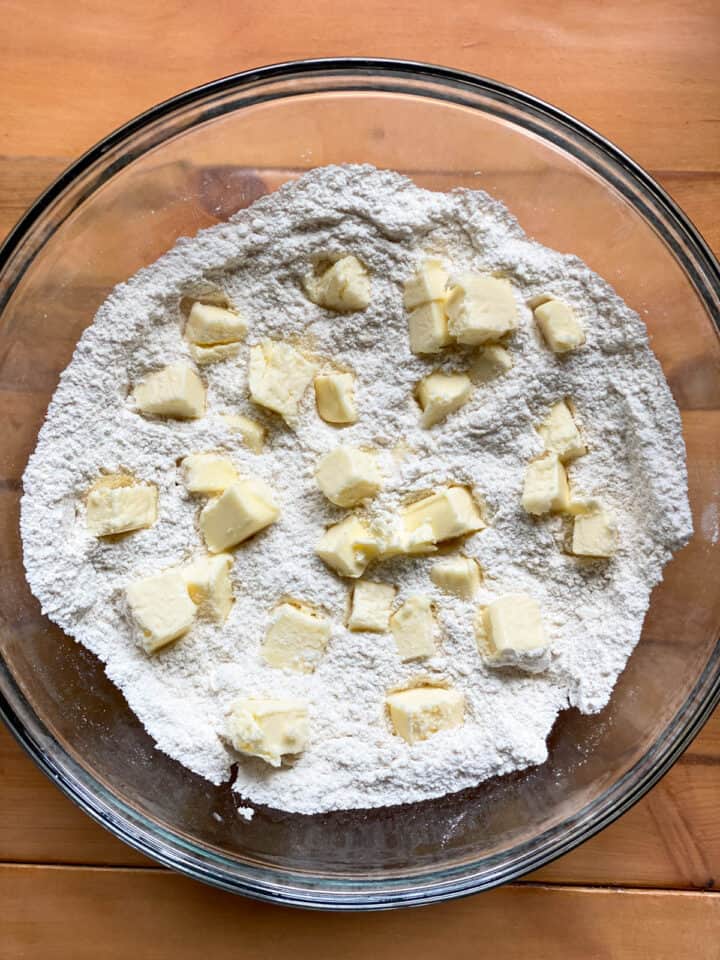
<box><xmin>21</xmin><ymin>165</ymin><xmax>692</xmax><ymax>815</ymax></box>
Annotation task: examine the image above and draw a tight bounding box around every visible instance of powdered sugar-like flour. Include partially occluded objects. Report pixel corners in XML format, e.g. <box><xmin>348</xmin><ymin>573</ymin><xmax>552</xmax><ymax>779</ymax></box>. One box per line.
<box><xmin>21</xmin><ymin>165</ymin><xmax>692</xmax><ymax>814</ymax></box>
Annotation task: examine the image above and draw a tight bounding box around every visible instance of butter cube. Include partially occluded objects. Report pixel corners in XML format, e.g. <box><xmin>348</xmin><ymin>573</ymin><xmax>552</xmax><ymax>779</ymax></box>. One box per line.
<box><xmin>190</xmin><ymin>342</ymin><xmax>241</xmax><ymax>366</ymax></box>
<box><xmin>182</xmin><ymin>453</ymin><xmax>238</xmax><ymax>495</ymax></box>
<box><xmin>390</xmin><ymin>595</ymin><xmax>435</xmax><ymax>661</ymax></box>
<box><xmin>538</xmin><ymin>400</ymin><xmax>586</xmax><ymax>462</ymax></box>
<box><xmin>220</xmin><ymin>413</ymin><xmax>265</xmax><ymax>453</ymax></box>
<box><xmin>471</xmin><ymin>344</ymin><xmax>513</xmax><ymax>383</ymax></box>
<box><xmin>262</xmin><ymin>601</ymin><xmax>330</xmax><ymax>673</ymax></box>
<box><xmin>249</xmin><ymin>340</ymin><xmax>317</xmax><ymax>425</ymax></box>
<box><xmin>86</xmin><ymin>478</ymin><xmax>157</xmax><ymax>536</ymax></box>
<box><xmin>534</xmin><ymin>298</ymin><xmax>585</xmax><ymax>353</ymax></box>
<box><xmin>522</xmin><ymin>453</ymin><xmax>570</xmax><ymax>515</ymax></box>
<box><xmin>417</xmin><ymin>372</ymin><xmax>473</xmax><ymax>427</ymax></box>
<box><xmin>315</xmin><ymin>446</ymin><xmax>382</xmax><ymax>507</ymax></box>
<box><xmin>402</xmin><ymin>486</ymin><xmax>484</xmax><ymax>543</ymax></box>
<box><xmin>348</xmin><ymin>580</ymin><xmax>396</xmax><ymax>632</ymax></box>
<box><xmin>316</xmin><ymin>516</ymin><xmax>378</xmax><ymax>578</ymax></box>
<box><xmin>133</xmin><ymin>363</ymin><xmax>206</xmax><ymax>419</ymax></box>
<box><xmin>479</xmin><ymin>593</ymin><xmax>549</xmax><ymax>672</ymax></box>
<box><xmin>386</xmin><ymin>687</ymin><xmax>465</xmax><ymax>744</ymax></box>
<box><xmin>408</xmin><ymin>301</ymin><xmax>452</xmax><ymax>354</ymax></box>
<box><xmin>430</xmin><ymin>556</ymin><xmax>481</xmax><ymax>599</ymax></box>
<box><xmin>182</xmin><ymin>554</ymin><xmax>233</xmax><ymax>622</ymax></box>
<box><xmin>314</xmin><ymin>372</ymin><xmax>358</xmax><ymax>424</ymax></box>
<box><xmin>304</xmin><ymin>255</ymin><xmax>370</xmax><ymax>312</ymax></box>
<box><xmin>572</xmin><ymin>508</ymin><xmax>617</xmax><ymax>558</ymax></box>
<box><xmin>379</xmin><ymin>521</ymin><xmax>437</xmax><ymax>559</ymax></box>
<box><xmin>403</xmin><ymin>258</ymin><xmax>449</xmax><ymax>309</ymax></box>
<box><xmin>226</xmin><ymin>698</ymin><xmax>308</xmax><ymax>766</ymax></box>
<box><xmin>200</xmin><ymin>478</ymin><xmax>279</xmax><ymax>553</ymax></box>
<box><xmin>125</xmin><ymin>569</ymin><xmax>196</xmax><ymax>653</ymax></box>
<box><xmin>446</xmin><ymin>274</ymin><xmax>518</xmax><ymax>345</ymax></box>
<box><xmin>184</xmin><ymin>302</ymin><xmax>247</xmax><ymax>345</ymax></box>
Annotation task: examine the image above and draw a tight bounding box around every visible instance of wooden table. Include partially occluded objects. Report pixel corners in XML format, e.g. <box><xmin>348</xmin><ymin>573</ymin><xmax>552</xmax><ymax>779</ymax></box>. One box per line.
<box><xmin>2</xmin><ymin>1</ymin><xmax>719</xmax><ymax>954</ymax></box>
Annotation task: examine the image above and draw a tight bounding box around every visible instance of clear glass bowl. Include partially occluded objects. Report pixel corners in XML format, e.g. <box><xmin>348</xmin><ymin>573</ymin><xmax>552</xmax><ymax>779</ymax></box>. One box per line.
<box><xmin>1</xmin><ymin>59</ymin><xmax>719</xmax><ymax>910</ymax></box>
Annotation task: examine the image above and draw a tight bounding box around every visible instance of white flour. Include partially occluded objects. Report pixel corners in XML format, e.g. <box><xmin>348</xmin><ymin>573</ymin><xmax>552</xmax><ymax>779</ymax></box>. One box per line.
<box><xmin>21</xmin><ymin>165</ymin><xmax>692</xmax><ymax>815</ymax></box>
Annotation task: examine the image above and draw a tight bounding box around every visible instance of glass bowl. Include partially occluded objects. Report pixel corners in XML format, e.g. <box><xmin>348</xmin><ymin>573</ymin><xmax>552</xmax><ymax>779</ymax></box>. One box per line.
<box><xmin>1</xmin><ymin>59</ymin><xmax>719</xmax><ymax>910</ymax></box>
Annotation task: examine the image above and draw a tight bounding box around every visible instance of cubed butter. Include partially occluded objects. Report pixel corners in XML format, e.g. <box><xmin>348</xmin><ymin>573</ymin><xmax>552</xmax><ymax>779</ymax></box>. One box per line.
<box><xmin>534</xmin><ymin>298</ymin><xmax>585</xmax><ymax>353</ymax></box>
<box><xmin>125</xmin><ymin>569</ymin><xmax>196</xmax><ymax>653</ymax></box>
<box><xmin>248</xmin><ymin>339</ymin><xmax>317</xmax><ymax>425</ymax></box>
<box><xmin>538</xmin><ymin>400</ymin><xmax>586</xmax><ymax>462</ymax></box>
<box><xmin>226</xmin><ymin>698</ymin><xmax>308</xmax><ymax>766</ymax></box>
<box><xmin>402</xmin><ymin>487</ymin><xmax>484</xmax><ymax>543</ymax></box>
<box><xmin>316</xmin><ymin>516</ymin><xmax>378</xmax><ymax>578</ymax></box>
<box><xmin>182</xmin><ymin>453</ymin><xmax>238</xmax><ymax>495</ymax></box>
<box><xmin>390</xmin><ymin>595</ymin><xmax>435</xmax><ymax>661</ymax></box>
<box><xmin>86</xmin><ymin>478</ymin><xmax>157</xmax><ymax>536</ymax></box>
<box><xmin>262</xmin><ymin>601</ymin><xmax>330</xmax><ymax>673</ymax></box>
<box><xmin>478</xmin><ymin>593</ymin><xmax>549</xmax><ymax>672</ymax></box>
<box><xmin>132</xmin><ymin>363</ymin><xmax>206</xmax><ymax>420</ymax></box>
<box><xmin>430</xmin><ymin>556</ymin><xmax>481</xmax><ymax>599</ymax></box>
<box><xmin>190</xmin><ymin>342</ymin><xmax>241</xmax><ymax>366</ymax></box>
<box><xmin>184</xmin><ymin>302</ymin><xmax>247</xmax><ymax>345</ymax></box>
<box><xmin>445</xmin><ymin>274</ymin><xmax>518</xmax><ymax>345</ymax></box>
<box><xmin>348</xmin><ymin>580</ymin><xmax>396</xmax><ymax>632</ymax></box>
<box><xmin>522</xmin><ymin>453</ymin><xmax>570</xmax><ymax>515</ymax></box>
<box><xmin>182</xmin><ymin>554</ymin><xmax>233</xmax><ymax>622</ymax></box>
<box><xmin>199</xmin><ymin>478</ymin><xmax>279</xmax><ymax>553</ymax></box>
<box><xmin>417</xmin><ymin>371</ymin><xmax>473</xmax><ymax>427</ymax></box>
<box><xmin>379</xmin><ymin>521</ymin><xmax>437</xmax><ymax>559</ymax></box>
<box><xmin>315</xmin><ymin>446</ymin><xmax>382</xmax><ymax>507</ymax></box>
<box><xmin>403</xmin><ymin>258</ymin><xmax>449</xmax><ymax>309</ymax></box>
<box><xmin>408</xmin><ymin>301</ymin><xmax>452</xmax><ymax>354</ymax></box>
<box><xmin>471</xmin><ymin>344</ymin><xmax>513</xmax><ymax>383</ymax></box>
<box><xmin>220</xmin><ymin>413</ymin><xmax>265</xmax><ymax>453</ymax></box>
<box><xmin>572</xmin><ymin>508</ymin><xmax>617</xmax><ymax>558</ymax></box>
<box><xmin>304</xmin><ymin>255</ymin><xmax>370</xmax><ymax>312</ymax></box>
<box><xmin>314</xmin><ymin>372</ymin><xmax>358</xmax><ymax>424</ymax></box>
<box><xmin>386</xmin><ymin>687</ymin><xmax>465</xmax><ymax>744</ymax></box>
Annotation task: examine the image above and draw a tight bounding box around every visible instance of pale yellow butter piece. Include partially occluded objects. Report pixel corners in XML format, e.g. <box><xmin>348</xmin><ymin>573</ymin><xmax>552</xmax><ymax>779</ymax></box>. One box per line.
<box><xmin>226</xmin><ymin>698</ymin><xmax>309</xmax><ymax>766</ymax></box>
<box><xmin>538</xmin><ymin>400</ymin><xmax>586</xmax><ymax>462</ymax></box>
<box><xmin>348</xmin><ymin>580</ymin><xmax>396</xmax><ymax>632</ymax></box>
<box><xmin>133</xmin><ymin>363</ymin><xmax>206</xmax><ymax>419</ymax></box>
<box><xmin>430</xmin><ymin>556</ymin><xmax>481</xmax><ymax>599</ymax></box>
<box><xmin>315</xmin><ymin>446</ymin><xmax>382</xmax><ymax>507</ymax></box>
<box><xmin>471</xmin><ymin>344</ymin><xmax>513</xmax><ymax>383</ymax></box>
<box><xmin>125</xmin><ymin>569</ymin><xmax>196</xmax><ymax>653</ymax></box>
<box><xmin>185</xmin><ymin>302</ymin><xmax>247</xmax><ymax>345</ymax></box>
<box><xmin>403</xmin><ymin>258</ymin><xmax>449</xmax><ymax>309</ymax></box>
<box><xmin>304</xmin><ymin>255</ymin><xmax>370</xmax><ymax>312</ymax></box>
<box><xmin>86</xmin><ymin>480</ymin><xmax>157</xmax><ymax>536</ymax></box>
<box><xmin>248</xmin><ymin>339</ymin><xmax>317</xmax><ymax>425</ymax></box>
<box><xmin>314</xmin><ymin>372</ymin><xmax>358</xmax><ymax>424</ymax></box>
<box><xmin>386</xmin><ymin>687</ymin><xmax>465</xmax><ymax>744</ymax></box>
<box><xmin>402</xmin><ymin>486</ymin><xmax>484</xmax><ymax>543</ymax></box>
<box><xmin>408</xmin><ymin>301</ymin><xmax>452</xmax><ymax>354</ymax></box>
<box><xmin>190</xmin><ymin>342</ymin><xmax>241</xmax><ymax>366</ymax></box>
<box><xmin>445</xmin><ymin>274</ymin><xmax>518</xmax><ymax>345</ymax></box>
<box><xmin>522</xmin><ymin>453</ymin><xmax>570</xmax><ymax>515</ymax></box>
<box><xmin>417</xmin><ymin>371</ymin><xmax>473</xmax><ymax>427</ymax></box>
<box><xmin>262</xmin><ymin>601</ymin><xmax>330</xmax><ymax>673</ymax></box>
<box><xmin>378</xmin><ymin>521</ymin><xmax>437</xmax><ymax>559</ymax></box>
<box><xmin>315</xmin><ymin>516</ymin><xmax>378</xmax><ymax>578</ymax></box>
<box><xmin>182</xmin><ymin>453</ymin><xmax>238</xmax><ymax>495</ymax></box>
<box><xmin>390</xmin><ymin>595</ymin><xmax>435</xmax><ymax>661</ymax></box>
<box><xmin>182</xmin><ymin>554</ymin><xmax>233</xmax><ymax>622</ymax></box>
<box><xmin>199</xmin><ymin>478</ymin><xmax>279</xmax><ymax>553</ymax></box>
<box><xmin>534</xmin><ymin>298</ymin><xmax>585</xmax><ymax>353</ymax></box>
<box><xmin>220</xmin><ymin>413</ymin><xmax>265</xmax><ymax>453</ymax></box>
<box><xmin>572</xmin><ymin>508</ymin><xmax>617</xmax><ymax>558</ymax></box>
<box><xmin>479</xmin><ymin>593</ymin><xmax>549</xmax><ymax>672</ymax></box>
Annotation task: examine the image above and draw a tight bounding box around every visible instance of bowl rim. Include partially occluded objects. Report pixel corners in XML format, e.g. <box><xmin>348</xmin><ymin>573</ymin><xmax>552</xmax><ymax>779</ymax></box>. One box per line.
<box><xmin>1</xmin><ymin>56</ymin><xmax>719</xmax><ymax>910</ymax></box>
